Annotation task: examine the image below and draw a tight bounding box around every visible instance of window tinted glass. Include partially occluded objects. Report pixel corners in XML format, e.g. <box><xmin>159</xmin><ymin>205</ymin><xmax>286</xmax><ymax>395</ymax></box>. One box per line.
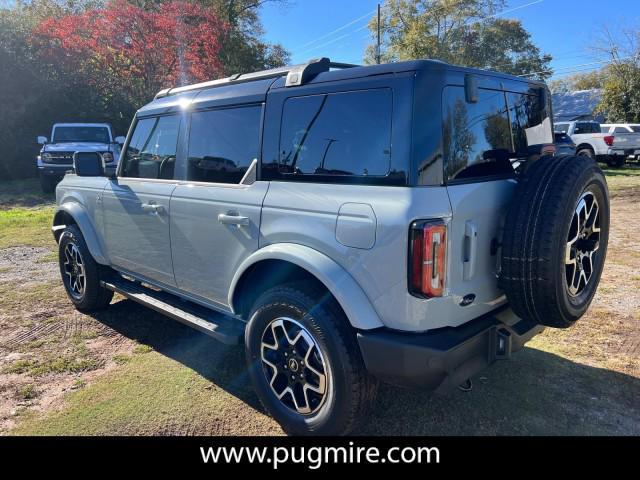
<box><xmin>631</xmin><ymin>125</ymin><xmax>640</xmax><ymax>133</ymax></box>
<box><xmin>574</xmin><ymin>122</ymin><xmax>600</xmax><ymax>134</ymax></box>
<box><xmin>277</xmin><ymin>89</ymin><xmax>392</xmax><ymax>178</ymax></box>
<box><xmin>613</xmin><ymin>127</ymin><xmax>628</xmax><ymax>133</ymax></box>
<box><xmin>443</xmin><ymin>87</ymin><xmax>513</xmax><ymax>181</ymax></box>
<box><xmin>507</xmin><ymin>91</ymin><xmax>552</xmax><ymax>155</ymax></box>
<box><xmin>187</xmin><ymin>106</ymin><xmax>261</xmax><ymax>184</ymax></box>
<box><xmin>53</xmin><ymin>126</ymin><xmax>111</xmax><ymax>143</ymax></box>
<box><xmin>555</xmin><ymin>123</ymin><xmax>569</xmax><ymax>133</ymax></box>
<box><xmin>122</xmin><ymin>116</ymin><xmax>180</xmax><ymax>179</ymax></box>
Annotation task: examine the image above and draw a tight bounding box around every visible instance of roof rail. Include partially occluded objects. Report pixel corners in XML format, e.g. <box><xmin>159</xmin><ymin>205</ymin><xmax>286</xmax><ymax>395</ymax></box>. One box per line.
<box><xmin>154</xmin><ymin>57</ymin><xmax>358</xmax><ymax>100</ymax></box>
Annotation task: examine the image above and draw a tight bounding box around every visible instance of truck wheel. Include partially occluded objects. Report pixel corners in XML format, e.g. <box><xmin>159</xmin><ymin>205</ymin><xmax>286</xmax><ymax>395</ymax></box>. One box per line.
<box><xmin>58</xmin><ymin>225</ymin><xmax>113</xmax><ymax>312</ymax></box>
<box><xmin>576</xmin><ymin>148</ymin><xmax>594</xmax><ymax>159</ymax></box>
<box><xmin>245</xmin><ymin>284</ymin><xmax>377</xmax><ymax>435</ymax></box>
<box><xmin>500</xmin><ymin>155</ymin><xmax>609</xmax><ymax>328</ymax></box>
<box><xmin>607</xmin><ymin>156</ymin><xmax>625</xmax><ymax>168</ymax></box>
<box><xmin>40</xmin><ymin>174</ymin><xmax>56</xmax><ymax>194</ymax></box>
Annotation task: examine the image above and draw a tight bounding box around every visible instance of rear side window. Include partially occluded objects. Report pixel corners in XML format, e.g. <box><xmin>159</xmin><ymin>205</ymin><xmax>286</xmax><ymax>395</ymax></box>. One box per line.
<box><xmin>613</xmin><ymin>126</ymin><xmax>629</xmax><ymax>133</ymax></box>
<box><xmin>275</xmin><ymin>89</ymin><xmax>392</xmax><ymax>180</ymax></box>
<box><xmin>555</xmin><ymin>123</ymin><xmax>569</xmax><ymax>133</ymax></box>
<box><xmin>574</xmin><ymin>122</ymin><xmax>601</xmax><ymax>134</ymax></box>
<box><xmin>122</xmin><ymin>115</ymin><xmax>180</xmax><ymax>179</ymax></box>
<box><xmin>631</xmin><ymin>125</ymin><xmax>640</xmax><ymax>133</ymax></box>
<box><xmin>187</xmin><ymin>106</ymin><xmax>262</xmax><ymax>184</ymax></box>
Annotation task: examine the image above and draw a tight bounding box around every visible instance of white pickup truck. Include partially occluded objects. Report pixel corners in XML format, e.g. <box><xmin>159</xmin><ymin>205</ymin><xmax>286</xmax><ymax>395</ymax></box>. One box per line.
<box><xmin>554</xmin><ymin>120</ymin><xmax>634</xmax><ymax>167</ymax></box>
<box><xmin>601</xmin><ymin>123</ymin><xmax>640</xmax><ymax>162</ymax></box>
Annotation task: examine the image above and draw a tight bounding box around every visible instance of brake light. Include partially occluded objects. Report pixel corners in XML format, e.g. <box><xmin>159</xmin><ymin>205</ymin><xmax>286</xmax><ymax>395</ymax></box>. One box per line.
<box><xmin>409</xmin><ymin>221</ymin><xmax>447</xmax><ymax>297</ymax></box>
<box><xmin>604</xmin><ymin>135</ymin><xmax>614</xmax><ymax>146</ymax></box>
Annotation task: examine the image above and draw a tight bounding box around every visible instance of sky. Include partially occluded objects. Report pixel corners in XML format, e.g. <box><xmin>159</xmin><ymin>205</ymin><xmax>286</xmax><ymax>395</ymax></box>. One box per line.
<box><xmin>261</xmin><ymin>0</ymin><xmax>640</xmax><ymax>79</ymax></box>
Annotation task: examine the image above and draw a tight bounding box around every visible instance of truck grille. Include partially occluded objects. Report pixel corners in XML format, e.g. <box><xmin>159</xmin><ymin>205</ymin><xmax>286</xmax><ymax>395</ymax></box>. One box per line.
<box><xmin>43</xmin><ymin>152</ymin><xmax>74</xmax><ymax>164</ymax></box>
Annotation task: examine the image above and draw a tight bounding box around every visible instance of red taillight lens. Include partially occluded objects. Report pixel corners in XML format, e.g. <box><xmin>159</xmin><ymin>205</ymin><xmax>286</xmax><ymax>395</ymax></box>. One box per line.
<box><xmin>604</xmin><ymin>135</ymin><xmax>615</xmax><ymax>146</ymax></box>
<box><xmin>409</xmin><ymin>221</ymin><xmax>447</xmax><ymax>297</ymax></box>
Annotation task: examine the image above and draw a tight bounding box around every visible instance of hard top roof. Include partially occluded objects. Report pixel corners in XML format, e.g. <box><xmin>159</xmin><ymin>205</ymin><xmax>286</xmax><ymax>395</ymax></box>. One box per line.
<box><xmin>139</xmin><ymin>57</ymin><xmax>545</xmax><ymax>115</ymax></box>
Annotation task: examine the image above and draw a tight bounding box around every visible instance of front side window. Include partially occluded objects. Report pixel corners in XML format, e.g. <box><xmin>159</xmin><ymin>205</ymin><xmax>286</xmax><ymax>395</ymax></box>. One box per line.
<box><xmin>443</xmin><ymin>87</ymin><xmax>513</xmax><ymax>181</ymax></box>
<box><xmin>275</xmin><ymin>89</ymin><xmax>392</xmax><ymax>180</ymax></box>
<box><xmin>187</xmin><ymin>106</ymin><xmax>262</xmax><ymax>184</ymax></box>
<box><xmin>122</xmin><ymin>115</ymin><xmax>180</xmax><ymax>179</ymax></box>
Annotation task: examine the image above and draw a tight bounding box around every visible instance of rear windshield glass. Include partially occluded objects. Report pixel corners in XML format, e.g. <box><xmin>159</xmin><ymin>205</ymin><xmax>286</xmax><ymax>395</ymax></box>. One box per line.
<box><xmin>554</xmin><ymin>123</ymin><xmax>569</xmax><ymax>133</ymax></box>
<box><xmin>442</xmin><ymin>86</ymin><xmax>552</xmax><ymax>182</ymax></box>
<box><xmin>53</xmin><ymin>126</ymin><xmax>111</xmax><ymax>143</ymax></box>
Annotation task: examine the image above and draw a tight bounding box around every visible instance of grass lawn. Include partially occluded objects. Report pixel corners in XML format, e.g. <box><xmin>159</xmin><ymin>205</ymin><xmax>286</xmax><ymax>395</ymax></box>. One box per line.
<box><xmin>1</xmin><ymin>166</ymin><xmax>638</xmax><ymax>436</ymax></box>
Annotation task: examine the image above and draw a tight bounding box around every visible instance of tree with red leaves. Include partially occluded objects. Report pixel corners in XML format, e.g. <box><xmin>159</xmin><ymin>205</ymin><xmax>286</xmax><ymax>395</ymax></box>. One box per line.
<box><xmin>33</xmin><ymin>0</ymin><xmax>228</xmax><ymax>109</ymax></box>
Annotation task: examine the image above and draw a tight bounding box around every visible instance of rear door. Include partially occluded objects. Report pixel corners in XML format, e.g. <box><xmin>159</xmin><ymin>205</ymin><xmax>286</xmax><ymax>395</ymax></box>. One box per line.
<box><xmin>169</xmin><ymin>104</ymin><xmax>267</xmax><ymax>307</ymax></box>
<box><xmin>102</xmin><ymin>114</ymin><xmax>181</xmax><ymax>287</ymax></box>
<box><xmin>443</xmin><ymin>84</ymin><xmax>553</xmax><ymax>312</ymax></box>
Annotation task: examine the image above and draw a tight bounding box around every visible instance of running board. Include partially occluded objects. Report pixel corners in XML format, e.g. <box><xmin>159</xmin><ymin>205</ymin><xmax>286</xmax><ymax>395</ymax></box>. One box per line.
<box><xmin>101</xmin><ymin>278</ymin><xmax>245</xmax><ymax>345</ymax></box>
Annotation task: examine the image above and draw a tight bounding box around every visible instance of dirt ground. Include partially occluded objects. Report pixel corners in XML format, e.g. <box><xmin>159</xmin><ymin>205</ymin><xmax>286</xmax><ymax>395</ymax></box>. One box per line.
<box><xmin>0</xmin><ymin>171</ymin><xmax>638</xmax><ymax>435</ymax></box>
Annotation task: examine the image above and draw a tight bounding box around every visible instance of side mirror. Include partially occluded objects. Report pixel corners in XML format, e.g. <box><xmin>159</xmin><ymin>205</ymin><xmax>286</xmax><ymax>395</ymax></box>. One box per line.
<box><xmin>73</xmin><ymin>151</ymin><xmax>104</xmax><ymax>177</ymax></box>
<box><xmin>114</xmin><ymin>136</ymin><xmax>126</xmax><ymax>145</ymax></box>
<box><xmin>37</xmin><ymin>136</ymin><xmax>48</xmax><ymax>145</ymax></box>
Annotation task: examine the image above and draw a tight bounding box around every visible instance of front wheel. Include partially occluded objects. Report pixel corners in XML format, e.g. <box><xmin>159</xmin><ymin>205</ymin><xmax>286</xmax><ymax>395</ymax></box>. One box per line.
<box><xmin>58</xmin><ymin>225</ymin><xmax>113</xmax><ymax>312</ymax></box>
<box><xmin>39</xmin><ymin>174</ymin><xmax>57</xmax><ymax>194</ymax></box>
<box><xmin>245</xmin><ymin>284</ymin><xmax>377</xmax><ymax>435</ymax></box>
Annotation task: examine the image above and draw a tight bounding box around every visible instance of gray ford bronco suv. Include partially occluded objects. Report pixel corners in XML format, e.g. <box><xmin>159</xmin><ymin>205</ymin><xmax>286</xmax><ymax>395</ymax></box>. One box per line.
<box><xmin>53</xmin><ymin>58</ymin><xmax>609</xmax><ymax>435</ymax></box>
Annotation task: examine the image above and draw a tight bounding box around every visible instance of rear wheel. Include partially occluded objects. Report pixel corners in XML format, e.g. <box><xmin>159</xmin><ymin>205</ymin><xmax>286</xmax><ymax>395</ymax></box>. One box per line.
<box><xmin>577</xmin><ymin>147</ymin><xmax>594</xmax><ymax>159</ymax></box>
<box><xmin>606</xmin><ymin>156</ymin><xmax>625</xmax><ymax>168</ymax></box>
<box><xmin>500</xmin><ymin>155</ymin><xmax>609</xmax><ymax>328</ymax></box>
<box><xmin>245</xmin><ymin>284</ymin><xmax>377</xmax><ymax>435</ymax></box>
<box><xmin>58</xmin><ymin>225</ymin><xmax>113</xmax><ymax>312</ymax></box>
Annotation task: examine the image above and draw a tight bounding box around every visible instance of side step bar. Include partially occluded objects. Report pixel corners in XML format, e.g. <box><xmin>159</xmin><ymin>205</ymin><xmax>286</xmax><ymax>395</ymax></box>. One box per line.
<box><xmin>101</xmin><ymin>278</ymin><xmax>245</xmax><ymax>345</ymax></box>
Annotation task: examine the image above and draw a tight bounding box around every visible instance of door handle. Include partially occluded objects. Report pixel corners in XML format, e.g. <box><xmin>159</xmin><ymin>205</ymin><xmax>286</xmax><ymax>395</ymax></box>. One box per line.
<box><xmin>463</xmin><ymin>220</ymin><xmax>478</xmax><ymax>280</ymax></box>
<box><xmin>141</xmin><ymin>202</ymin><xmax>165</xmax><ymax>214</ymax></box>
<box><xmin>218</xmin><ymin>213</ymin><xmax>249</xmax><ymax>227</ymax></box>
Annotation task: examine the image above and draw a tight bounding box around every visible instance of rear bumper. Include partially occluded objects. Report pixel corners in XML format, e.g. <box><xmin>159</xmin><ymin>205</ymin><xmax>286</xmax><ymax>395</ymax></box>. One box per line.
<box><xmin>357</xmin><ymin>307</ymin><xmax>544</xmax><ymax>392</ymax></box>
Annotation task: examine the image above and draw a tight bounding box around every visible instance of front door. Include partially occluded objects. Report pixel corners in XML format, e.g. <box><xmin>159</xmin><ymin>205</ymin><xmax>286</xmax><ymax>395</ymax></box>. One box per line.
<box><xmin>170</xmin><ymin>104</ymin><xmax>267</xmax><ymax>307</ymax></box>
<box><xmin>102</xmin><ymin>114</ymin><xmax>181</xmax><ymax>287</ymax></box>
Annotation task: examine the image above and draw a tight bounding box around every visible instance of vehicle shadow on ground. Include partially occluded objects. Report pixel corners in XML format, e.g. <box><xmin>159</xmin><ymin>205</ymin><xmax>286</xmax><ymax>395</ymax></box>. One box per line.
<box><xmin>92</xmin><ymin>299</ymin><xmax>640</xmax><ymax>436</ymax></box>
<box><xmin>0</xmin><ymin>179</ymin><xmax>55</xmax><ymax>209</ymax></box>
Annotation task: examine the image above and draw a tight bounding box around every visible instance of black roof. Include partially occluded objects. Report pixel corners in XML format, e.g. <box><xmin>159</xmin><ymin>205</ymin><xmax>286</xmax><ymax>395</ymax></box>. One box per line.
<box><xmin>139</xmin><ymin>57</ymin><xmax>543</xmax><ymax>115</ymax></box>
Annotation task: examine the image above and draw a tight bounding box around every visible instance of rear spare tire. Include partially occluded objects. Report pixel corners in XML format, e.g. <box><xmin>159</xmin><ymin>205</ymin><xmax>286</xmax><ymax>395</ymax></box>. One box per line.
<box><xmin>500</xmin><ymin>155</ymin><xmax>609</xmax><ymax>328</ymax></box>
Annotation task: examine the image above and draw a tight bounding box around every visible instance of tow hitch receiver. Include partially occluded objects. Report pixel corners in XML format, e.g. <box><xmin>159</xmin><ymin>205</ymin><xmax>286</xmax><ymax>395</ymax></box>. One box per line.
<box><xmin>495</xmin><ymin>328</ymin><xmax>512</xmax><ymax>359</ymax></box>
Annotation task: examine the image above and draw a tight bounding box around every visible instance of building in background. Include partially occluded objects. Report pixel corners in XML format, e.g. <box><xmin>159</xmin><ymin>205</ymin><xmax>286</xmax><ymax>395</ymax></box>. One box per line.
<box><xmin>552</xmin><ymin>89</ymin><xmax>603</xmax><ymax>122</ymax></box>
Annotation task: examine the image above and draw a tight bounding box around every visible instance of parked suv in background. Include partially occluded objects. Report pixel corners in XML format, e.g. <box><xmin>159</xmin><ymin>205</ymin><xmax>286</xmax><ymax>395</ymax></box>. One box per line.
<box><xmin>554</xmin><ymin>120</ymin><xmax>627</xmax><ymax>167</ymax></box>
<box><xmin>37</xmin><ymin>123</ymin><xmax>124</xmax><ymax>193</ymax></box>
<box><xmin>52</xmin><ymin>58</ymin><xmax>609</xmax><ymax>435</ymax></box>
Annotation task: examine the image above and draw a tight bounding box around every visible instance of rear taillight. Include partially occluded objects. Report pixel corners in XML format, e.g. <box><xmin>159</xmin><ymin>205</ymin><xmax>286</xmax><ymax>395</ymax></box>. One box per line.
<box><xmin>409</xmin><ymin>221</ymin><xmax>447</xmax><ymax>298</ymax></box>
<box><xmin>604</xmin><ymin>135</ymin><xmax>615</xmax><ymax>146</ymax></box>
